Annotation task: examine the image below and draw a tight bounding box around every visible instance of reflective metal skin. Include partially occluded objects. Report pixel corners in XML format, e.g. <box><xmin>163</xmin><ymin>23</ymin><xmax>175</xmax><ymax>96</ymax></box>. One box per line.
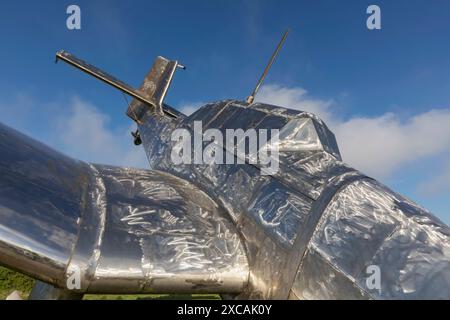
<box><xmin>137</xmin><ymin>100</ymin><xmax>450</xmax><ymax>299</ymax></box>
<box><xmin>0</xmin><ymin>123</ymin><xmax>247</xmax><ymax>295</ymax></box>
<box><xmin>0</xmin><ymin>52</ymin><xmax>449</xmax><ymax>300</ymax></box>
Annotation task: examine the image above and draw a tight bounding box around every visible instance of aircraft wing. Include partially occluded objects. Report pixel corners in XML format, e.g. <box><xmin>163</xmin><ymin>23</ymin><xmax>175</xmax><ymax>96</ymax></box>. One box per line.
<box><xmin>0</xmin><ymin>122</ymin><xmax>248</xmax><ymax>295</ymax></box>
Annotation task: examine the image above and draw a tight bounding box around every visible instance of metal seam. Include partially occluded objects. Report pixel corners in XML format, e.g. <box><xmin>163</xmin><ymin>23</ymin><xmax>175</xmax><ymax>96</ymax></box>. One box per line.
<box><xmin>276</xmin><ymin>172</ymin><xmax>372</xmax><ymax>299</ymax></box>
<box><xmin>63</xmin><ymin>164</ymin><xmax>107</xmax><ymax>292</ymax></box>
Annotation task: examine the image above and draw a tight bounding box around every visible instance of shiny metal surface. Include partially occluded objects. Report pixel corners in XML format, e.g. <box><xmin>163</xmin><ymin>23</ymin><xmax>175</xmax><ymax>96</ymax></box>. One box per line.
<box><xmin>0</xmin><ymin>122</ymin><xmax>88</xmax><ymax>285</ymax></box>
<box><xmin>1</xmin><ymin>52</ymin><xmax>449</xmax><ymax>299</ymax></box>
<box><xmin>296</xmin><ymin>179</ymin><xmax>450</xmax><ymax>299</ymax></box>
<box><xmin>81</xmin><ymin>165</ymin><xmax>248</xmax><ymax>294</ymax></box>
<box><xmin>0</xmin><ymin>122</ymin><xmax>248</xmax><ymax>295</ymax></box>
<box><xmin>137</xmin><ymin>99</ymin><xmax>450</xmax><ymax>299</ymax></box>
<box><xmin>56</xmin><ymin>51</ymin><xmax>179</xmax><ymax>119</ymax></box>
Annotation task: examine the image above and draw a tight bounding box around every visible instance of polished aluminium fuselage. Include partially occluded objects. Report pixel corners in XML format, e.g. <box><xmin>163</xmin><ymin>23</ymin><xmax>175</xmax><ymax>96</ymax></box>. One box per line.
<box><xmin>137</xmin><ymin>99</ymin><xmax>450</xmax><ymax>299</ymax></box>
<box><xmin>0</xmin><ymin>98</ymin><xmax>449</xmax><ymax>300</ymax></box>
<box><xmin>0</xmin><ymin>120</ymin><xmax>247</xmax><ymax>296</ymax></box>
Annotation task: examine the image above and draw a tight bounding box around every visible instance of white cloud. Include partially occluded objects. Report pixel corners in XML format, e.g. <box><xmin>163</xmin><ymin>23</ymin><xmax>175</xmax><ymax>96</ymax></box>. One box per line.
<box><xmin>56</xmin><ymin>97</ymin><xmax>148</xmax><ymax>168</ymax></box>
<box><xmin>334</xmin><ymin>110</ymin><xmax>450</xmax><ymax>178</ymax></box>
<box><xmin>257</xmin><ymin>84</ymin><xmax>450</xmax><ymax>180</ymax></box>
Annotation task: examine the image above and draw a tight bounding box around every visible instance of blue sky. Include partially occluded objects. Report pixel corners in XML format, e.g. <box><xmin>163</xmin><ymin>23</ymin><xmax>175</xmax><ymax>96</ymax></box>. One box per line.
<box><xmin>0</xmin><ymin>0</ymin><xmax>449</xmax><ymax>224</ymax></box>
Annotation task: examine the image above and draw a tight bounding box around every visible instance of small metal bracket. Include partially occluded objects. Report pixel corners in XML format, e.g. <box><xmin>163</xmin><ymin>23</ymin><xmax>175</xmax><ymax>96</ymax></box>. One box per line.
<box><xmin>55</xmin><ymin>50</ymin><xmax>183</xmax><ymax>121</ymax></box>
<box><xmin>126</xmin><ymin>56</ymin><xmax>184</xmax><ymax>121</ymax></box>
<box><xmin>131</xmin><ymin>129</ymin><xmax>142</xmax><ymax>146</ymax></box>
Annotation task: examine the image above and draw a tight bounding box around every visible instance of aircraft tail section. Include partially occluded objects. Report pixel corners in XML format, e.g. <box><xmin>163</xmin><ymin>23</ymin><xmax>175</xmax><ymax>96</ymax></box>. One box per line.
<box><xmin>55</xmin><ymin>51</ymin><xmax>183</xmax><ymax>121</ymax></box>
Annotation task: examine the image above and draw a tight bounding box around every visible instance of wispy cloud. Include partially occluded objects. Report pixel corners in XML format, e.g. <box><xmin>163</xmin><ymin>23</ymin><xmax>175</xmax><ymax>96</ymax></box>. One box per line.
<box><xmin>0</xmin><ymin>95</ymin><xmax>148</xmax><ymax>168</ymax></box>
<box><xmin>333</xmin><ymin>110</ymin><xmax>450</xmax><ymax>179</ymax></box>
<box><xmin>56</xmin><ymin>97</ymin><xmax>148</xmax><ymax>168</ymax></box>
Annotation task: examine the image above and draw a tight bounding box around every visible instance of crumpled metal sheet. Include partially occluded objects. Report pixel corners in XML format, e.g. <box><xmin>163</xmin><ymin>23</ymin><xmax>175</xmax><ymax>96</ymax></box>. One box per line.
<box><xmin>292</xmin><ymin>247</ymin><xmax>371</xmax><ymax>299</ymax></box>
<box><xmin>144</xmin><ymin>100</ymin><xmax>346</xmax><ymax>202</ymax></box>
<box><xmin>277</xmin><ymin>118</ymin><xmax>322</xmax><ymax>152</ymax></box>
<box><xmin>138</xmin><ymin>100</ymin><xmax>358</xmax><ymax>298</ymax></box>
<box><xmin>0</xmin><ymin>122</ymin><xmax>248</xmax><ymax>294</ymax></box>
<box><xmin>247</xmin><ymin>180</ymin><xmax>312</xmax><ymax>246</ymax></box>
<box><xmin>294</xmin><ymin>179</ymin><xmax>450</xmax><ymax>299</ymax></box>
<box><xmin>1</xmin><ymin>95</ymin><xmax>449</xmax><ymax>299</ymax></box>
<box><xmin>84</xmin><ymin>165</ymin><xmax>249</xmax><ymax>294</ymax></box>
<box><xmin>138</xmin><ymin>99</ymin><xmax>450</xmax><ymax>299</ymax></box>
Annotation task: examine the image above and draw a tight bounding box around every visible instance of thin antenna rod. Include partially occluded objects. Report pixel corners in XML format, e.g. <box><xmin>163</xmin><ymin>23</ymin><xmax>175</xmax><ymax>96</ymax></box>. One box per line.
<box><xmin>246</xmin><ymin>29</ymin><xmax>289</xmax><ymax>104</ymax></box>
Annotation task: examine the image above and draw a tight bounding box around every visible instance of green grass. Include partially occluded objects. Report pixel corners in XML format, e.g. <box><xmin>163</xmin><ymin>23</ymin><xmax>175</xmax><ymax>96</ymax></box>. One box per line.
<box><xmin>0</xmin><ymin>266</ymin><xmax>35</xmax><ymax>300</ymax></box>
<box><xmin>0</xmin><ymin>267</ymin><xmax>220</xmax><ymax>300</ymax></box>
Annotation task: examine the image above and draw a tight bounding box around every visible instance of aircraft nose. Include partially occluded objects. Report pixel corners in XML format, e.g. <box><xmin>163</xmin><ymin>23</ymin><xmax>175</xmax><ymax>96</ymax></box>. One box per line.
<box><xmin>0</xmin><ymin>122</ymin><xmax>88</xmax><ymax>285</ymax></box>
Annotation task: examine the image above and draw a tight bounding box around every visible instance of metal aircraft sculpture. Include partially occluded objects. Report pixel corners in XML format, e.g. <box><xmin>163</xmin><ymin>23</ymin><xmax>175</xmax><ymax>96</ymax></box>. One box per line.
<box><xmin>0</xmin><ymin>32</ymin><xmax>449</xmax><ymax>300</ymax></box>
